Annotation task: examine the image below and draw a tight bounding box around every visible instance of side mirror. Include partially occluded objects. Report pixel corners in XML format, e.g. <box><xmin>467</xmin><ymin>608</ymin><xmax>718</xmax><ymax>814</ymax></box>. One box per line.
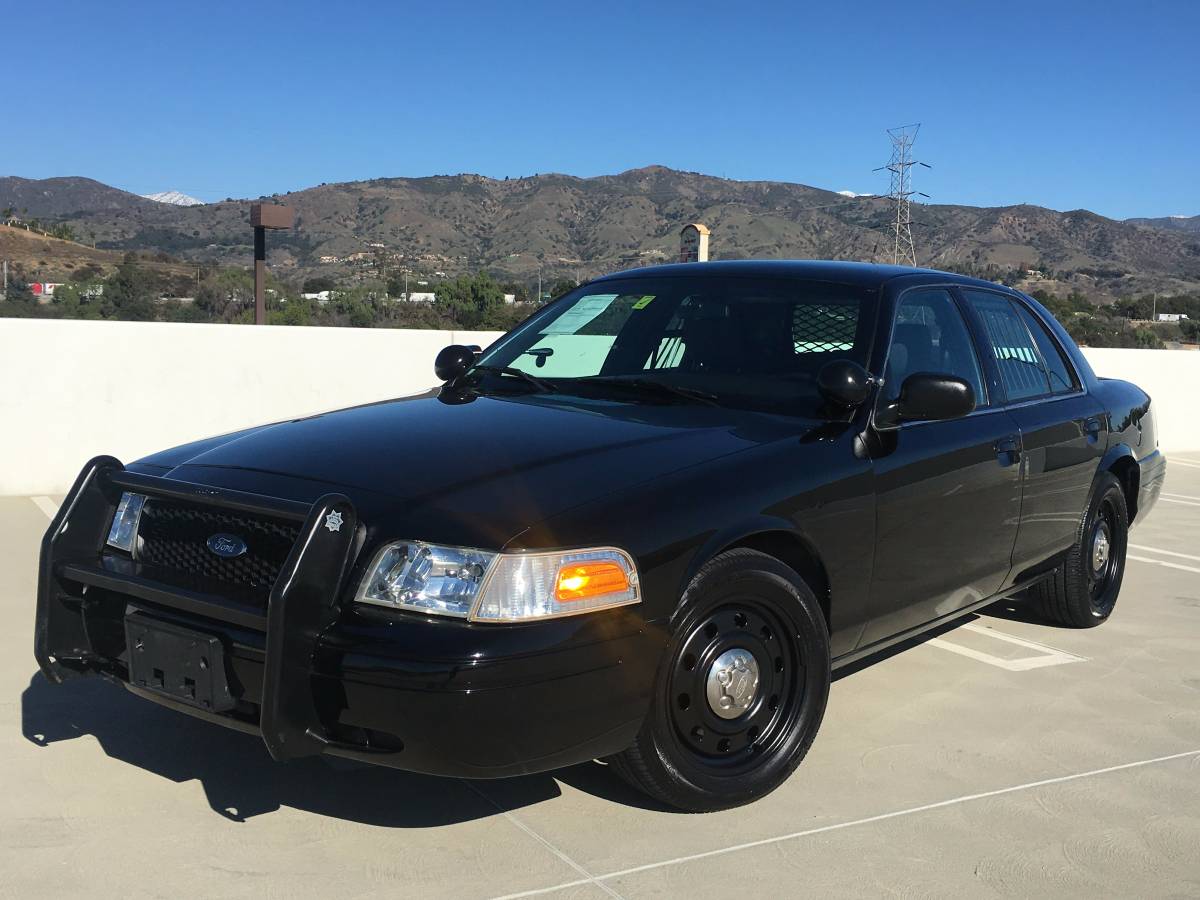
<box><xmin>817</xmin><ymin>360</ymin><xmax>874</xmax><ymax>409</ymax></box>
<box><xmin>895</xmin><ymin>372</ymin><xmax>975</xmax><ymax>422</ymax></box>
<box><xmin>434</xmin><ymin>344</ymin><xmax>477</xmax><ymax>382</ymax></box>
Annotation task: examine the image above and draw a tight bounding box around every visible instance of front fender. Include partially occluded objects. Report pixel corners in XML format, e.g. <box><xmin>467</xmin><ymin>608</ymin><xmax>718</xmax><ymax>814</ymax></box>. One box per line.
<box><xmin>679</xmin><ymin>516</ymin><xmax>827</xmax><ymax>601</ymax></box>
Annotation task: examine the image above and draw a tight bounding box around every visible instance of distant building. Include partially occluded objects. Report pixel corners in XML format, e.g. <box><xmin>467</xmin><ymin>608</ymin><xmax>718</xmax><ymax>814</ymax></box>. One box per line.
<box><xmin>302</xmin><ymin>290</ymin><xmax>333</xmax><ymax>301</ymax></box>
<box><xmin>30</xmin><ymin>282</ymin><xmax>65</xmax><ymax>305</ymax></box>
<box><xmin>503</xmin><ymin>293</ymin><xmax>516</xmax><ymax>304</ymax></box>
<box><xmin>407</xmin><ymin>292</ymin><xmax>436</xmax><ymax>303</ymax></box>
<box><xmin>1157</xmin><ymin>313</ymin><xmax>1189</xmax><ymax>322</ymax></box>
<box><xmin>680</xmin><ymin>224</ymin><xmax>710</xmax><ymax>263</ymax></box>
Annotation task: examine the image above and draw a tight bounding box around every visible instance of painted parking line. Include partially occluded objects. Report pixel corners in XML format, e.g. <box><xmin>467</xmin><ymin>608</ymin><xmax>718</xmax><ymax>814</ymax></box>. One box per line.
<box><xmin>30</xmin><ymin>496</ymin><xmax>60</xmax><ymax>520</ymax></box>
<box><xmin>1169</xmin><ymin>459</ymin><xmax>1200</xmax><ymax>469</ymax></box>
<box><xmin>462</xmin><ymin>780</ymin><xmax>625</xmax><ymax>900</ymax></box>
<box><xmin>1127</xmin><ymin>541</ymin><xmax>1200</xmax><ymax>574</ymax></box>
<box><xmin>1161</xmin><ymin>497</ymin><xmax>1200</xmax><ymax>508</ymax></box>
<box><xmin>1128</xmin><ymin>555</ymin><xmax>1200</xmax><ymax>575</ymax></box>
<box><xmin>1129</xmin><ymin>543</ymin><xmax>1200</xmax><ymax>563</ymax></box>
<box><xmin>1162</xmin><ymin>492</ymin><xmax>1200</xmax><ymax>502</ymax></box>
<box><xmin>927</xmin><ymin>622</ymin><xmax>1086</xmax><ymax>671</ymax></box>
<box><xmin>491</xmin><ymin>749</ymin><xmax>1200</xmax><ymax>900</ymax></box>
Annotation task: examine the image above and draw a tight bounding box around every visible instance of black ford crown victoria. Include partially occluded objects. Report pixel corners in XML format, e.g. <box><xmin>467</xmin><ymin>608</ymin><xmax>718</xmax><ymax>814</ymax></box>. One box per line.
<box><xmin>36</xmin><ymin>261</ymin><xmax>1166</xmax><ymax>811</ymax></box>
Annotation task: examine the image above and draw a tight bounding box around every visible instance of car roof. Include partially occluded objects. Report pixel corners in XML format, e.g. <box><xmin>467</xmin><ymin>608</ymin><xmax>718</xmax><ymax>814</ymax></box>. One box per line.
<box><xmin>590</xmin><ymin>259</ymin><xmax>1008</xmax><ymax>291</ymax></box>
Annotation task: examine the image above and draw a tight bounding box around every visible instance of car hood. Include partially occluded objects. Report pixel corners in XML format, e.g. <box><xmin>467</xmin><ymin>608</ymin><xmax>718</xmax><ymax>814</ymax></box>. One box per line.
<box><xmin>135</xmin><ymin>389</ymin><xmax>814</xmax><ymax>548</ymax></box>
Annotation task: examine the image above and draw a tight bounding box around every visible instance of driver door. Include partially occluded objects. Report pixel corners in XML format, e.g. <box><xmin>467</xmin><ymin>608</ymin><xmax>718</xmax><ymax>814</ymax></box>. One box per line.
<box><xmin>859</xmin><ymin>286</ymin><xmax>1022</xmax><ymax>648</ymax></box>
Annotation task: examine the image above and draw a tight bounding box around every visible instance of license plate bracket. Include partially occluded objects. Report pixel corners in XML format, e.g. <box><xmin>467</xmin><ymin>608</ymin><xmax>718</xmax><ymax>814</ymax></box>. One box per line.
<box><xmin>125</xmin><ymin>613</ymin><xmax>234</xmax><ymax>712</ymax></box>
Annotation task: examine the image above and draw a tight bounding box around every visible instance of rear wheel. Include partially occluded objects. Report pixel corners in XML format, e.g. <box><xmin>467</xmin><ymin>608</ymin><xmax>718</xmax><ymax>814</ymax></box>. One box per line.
<box><xmin>608</xmin><ymin>548</ymin><xmax>830</xmax><ymax>812</ymax></box>
<box><xmin>1029</xmin><ymin>471</ymin><xmax>1128</xmax><ymax>628</ymax></box>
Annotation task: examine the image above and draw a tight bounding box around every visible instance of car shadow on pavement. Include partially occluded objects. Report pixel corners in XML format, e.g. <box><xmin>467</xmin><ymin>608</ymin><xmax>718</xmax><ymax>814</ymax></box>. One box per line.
<box><xmin>977</xmin><ymin>597</ymin><xmax>1066</xmax><ymax>628</ymax></box>
<box><xmin>20</xmin><ymin>673</ymin><xmax>667</xmax><ymax>825</ymax></box>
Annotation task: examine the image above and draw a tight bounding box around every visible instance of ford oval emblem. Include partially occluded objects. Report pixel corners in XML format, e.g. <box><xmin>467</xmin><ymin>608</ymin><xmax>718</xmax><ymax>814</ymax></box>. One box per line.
<box><xmin>206</xmin><ymin>533</ymin><xmax>248</xmax><ymax>559</ymax></box>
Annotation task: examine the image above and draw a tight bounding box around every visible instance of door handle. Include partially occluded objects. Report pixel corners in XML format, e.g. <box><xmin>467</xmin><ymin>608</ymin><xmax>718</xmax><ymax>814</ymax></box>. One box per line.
<box><xmin>1085</xmin><ymin>417</ymin><xmax>1103</xmax><ymax>443</ymax></box>
<box><xmin>994</xmin><ymin>436</ymin><xmax>1021</xmax><ymax>466</ymax></box>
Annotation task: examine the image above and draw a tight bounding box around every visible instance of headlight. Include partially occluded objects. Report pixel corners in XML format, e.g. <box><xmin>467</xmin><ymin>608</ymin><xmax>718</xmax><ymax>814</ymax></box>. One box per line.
<box><xmin>357</xmin><ymin>542</ymin><xmax>495</xmax><ymax>618</ymax></box>
<box><xmin>106</xmin><ymin>491</ymin><xmax>147</xmax><ymax>554</ymax></box>
<box><xmin>356</xmin><ymin>542</ymin><xmax>640</xmax><ymax>622</ymax></box>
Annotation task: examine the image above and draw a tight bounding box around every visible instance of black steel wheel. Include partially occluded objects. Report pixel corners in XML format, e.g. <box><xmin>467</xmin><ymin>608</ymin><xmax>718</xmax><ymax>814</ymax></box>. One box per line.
<box><xmin>1029</xmin><ymin>471</ymin><xmax>1128</xmax><ymax>628</ymax></box>
<box><xmin>608</xmin><ymin>548</ymin><xmax>830</xmax><ymax>812</ymax></box>
<box><xmin>667</xmin><ymin>601</ymin><xmax>801</xmax><ymax>771</ymax></box>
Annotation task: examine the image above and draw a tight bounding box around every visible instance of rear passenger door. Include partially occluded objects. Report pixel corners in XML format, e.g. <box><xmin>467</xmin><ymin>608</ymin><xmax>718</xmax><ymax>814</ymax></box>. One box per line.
<box><xmin>961</xmin><ymin>290</ymin><xmax>1107</xmax><ymax>577</ymax></box>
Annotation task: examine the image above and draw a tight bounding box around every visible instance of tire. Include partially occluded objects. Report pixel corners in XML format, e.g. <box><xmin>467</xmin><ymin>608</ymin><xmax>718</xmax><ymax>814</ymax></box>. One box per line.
<box><xmin>1029</xmin><ymin>471</ymin><xmax>1128</xmax><ymax>628</ymax></box>
<box><xmin>608</xmin><ymin>548</ymin><xmax>831</xmax><ymax>812</ymax></box>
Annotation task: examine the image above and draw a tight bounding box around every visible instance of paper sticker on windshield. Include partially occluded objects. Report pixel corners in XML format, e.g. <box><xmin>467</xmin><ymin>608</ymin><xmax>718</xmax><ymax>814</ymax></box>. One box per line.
<box><xmin>542</xmin><ymin>294</ymin><xmax>617</xmax><ymax>334</ymax></box>
<box><xmin>631</xmin><ymin>295</ymin><xmax>656</xmax><ymax>310</ymax></box>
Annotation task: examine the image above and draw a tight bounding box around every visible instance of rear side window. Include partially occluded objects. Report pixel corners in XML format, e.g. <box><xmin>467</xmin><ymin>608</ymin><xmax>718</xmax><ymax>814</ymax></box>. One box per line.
<box><xmin>963</xmin><ymin>290</ymin><xmax>1051</xmax><ymax>401</ymax></box>
<box><xmin>1012</xmin><ymin>302</ymin><xmax>1078</xmax><ymax>394</ymax></box>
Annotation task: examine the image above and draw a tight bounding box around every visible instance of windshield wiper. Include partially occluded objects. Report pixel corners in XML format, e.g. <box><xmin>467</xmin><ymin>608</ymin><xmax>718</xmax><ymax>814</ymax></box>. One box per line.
<box><xmin>578</xmin><ymin>376</ymin><xmax>722</xmax><ymax>407</ymax></box>
<box><xmin>467</xmin><ymin>365</ymin><xmax>555</xmax><ymax>393</ymax></box>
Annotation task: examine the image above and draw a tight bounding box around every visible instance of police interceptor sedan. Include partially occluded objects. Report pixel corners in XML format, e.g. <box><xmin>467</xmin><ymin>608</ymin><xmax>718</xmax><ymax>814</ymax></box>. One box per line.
<box><xmin>35</xmin><ymin>261</ymin><xmax>1165</xmax><ymax>811</ymax></box>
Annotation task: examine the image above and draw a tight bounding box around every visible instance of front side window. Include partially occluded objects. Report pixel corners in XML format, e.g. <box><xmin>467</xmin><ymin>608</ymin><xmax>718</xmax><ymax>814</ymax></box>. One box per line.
<box><xmin>882</xmin><ymin>288</ymin><xmax>986</xmax><ymax>408</ymax></box>
<box><xmin>475</xmin><ymin>276</ymin><xmax>875</xmax><ymax>416</ymax></box>
<box><xmin>964</xmin><ymin>290</ymin><xmax>1052</xmax><ymax>401</ymax></box>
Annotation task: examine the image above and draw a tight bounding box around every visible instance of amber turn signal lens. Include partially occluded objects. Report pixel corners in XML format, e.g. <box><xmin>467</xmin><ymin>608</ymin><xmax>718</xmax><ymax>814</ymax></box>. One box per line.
<box><xmin>555</xmin><ymin>561</ymin><xmax>630</xmax><ymax>601</ymax></box>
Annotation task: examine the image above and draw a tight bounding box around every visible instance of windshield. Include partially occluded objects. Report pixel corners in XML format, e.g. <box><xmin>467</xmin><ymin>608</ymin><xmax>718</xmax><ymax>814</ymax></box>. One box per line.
<box><xmin>474</xmin><ymin>275</ymin><xmax>877</xmax><ymax>416</ymax></box>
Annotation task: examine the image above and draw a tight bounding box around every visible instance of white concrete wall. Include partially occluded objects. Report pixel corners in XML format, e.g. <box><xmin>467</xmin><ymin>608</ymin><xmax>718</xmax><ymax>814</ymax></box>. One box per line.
<box><xmin>1</xmin><ymin>319</ymin><xmax>1196</xmax><ymax>495</ymax></box>
<box><xmin>1082</xmin><ymin>347</ymin><xmax>1200</xmax><ymax>455</ymax></box>
<box><xmin>0</xmin><ymin>319</ymin><xmax>503</xmax><ymax>496</ymax></box>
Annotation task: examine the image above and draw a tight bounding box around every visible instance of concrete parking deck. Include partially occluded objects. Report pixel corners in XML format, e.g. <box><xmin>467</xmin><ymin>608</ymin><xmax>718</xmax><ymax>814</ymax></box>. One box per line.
<box><xmin>3</xmin><ymin>463</ymin><xmax>1198</xmax><ymax>899</ymax></box>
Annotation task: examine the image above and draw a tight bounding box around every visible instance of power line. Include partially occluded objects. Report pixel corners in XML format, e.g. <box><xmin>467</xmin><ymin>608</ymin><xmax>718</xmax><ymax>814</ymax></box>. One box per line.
<box><xmin>873</xmin><ymin>124</ymin><xmax>931</xmax><ymax>266</ymax></box>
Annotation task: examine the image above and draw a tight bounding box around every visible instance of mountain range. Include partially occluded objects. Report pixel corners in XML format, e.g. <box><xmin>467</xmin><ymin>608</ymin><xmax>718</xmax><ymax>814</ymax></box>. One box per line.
<box><xmin>2</xmin><ymin>169</ymin><xmax>1198</xmax><ymax>300</ymax></box>
<box><xmin>1124</xmin><ymin>214</ymin><xmax>1200</xmax><ymax>235</ymax></box>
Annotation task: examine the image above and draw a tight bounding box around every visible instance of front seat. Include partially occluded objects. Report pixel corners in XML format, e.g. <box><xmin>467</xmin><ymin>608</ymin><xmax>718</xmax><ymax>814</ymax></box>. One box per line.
<box><xmin>887</xmin><ymin>322</ymin><xmax>935</xmax><ymax>395</ymax></box>
<box><xmin>681</xmin><ymin>313</ymin><xmax>739</xmax><ymax>373</ymax></box>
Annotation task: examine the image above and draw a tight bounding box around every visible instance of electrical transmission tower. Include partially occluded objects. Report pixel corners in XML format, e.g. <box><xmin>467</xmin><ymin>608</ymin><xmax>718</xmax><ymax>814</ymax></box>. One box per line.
<box><xmin>874</xmin><ymin>124</ymin><xmax>930</xmax><ymax>266</ymax></box>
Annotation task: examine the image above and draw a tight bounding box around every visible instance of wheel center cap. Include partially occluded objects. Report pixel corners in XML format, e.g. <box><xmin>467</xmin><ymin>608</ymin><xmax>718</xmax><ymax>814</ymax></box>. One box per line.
<box><xmin>1092</xmin><ymin>528</ymin><xmax>1110</xmax><ymax>572</ymax></box>
<box><xmin>706</xmin><ymin>649</ymin><xmax>760</xmax><ymax>720</ymax></box>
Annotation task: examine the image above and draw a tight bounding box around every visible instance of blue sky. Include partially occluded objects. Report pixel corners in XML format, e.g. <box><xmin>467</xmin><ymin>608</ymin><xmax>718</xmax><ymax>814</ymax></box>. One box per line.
<box><xmin>7</xmin><ymin>0</ymin><xmax>1197</xmax><ymax>219</ymax></box>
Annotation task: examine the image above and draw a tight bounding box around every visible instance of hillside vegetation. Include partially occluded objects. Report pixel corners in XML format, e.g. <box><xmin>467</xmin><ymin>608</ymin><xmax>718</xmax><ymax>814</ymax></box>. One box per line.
<box><xmin>4</xmin><ymin>168</ymin><xmax>1199</xmax><ymax>303</ymax></box>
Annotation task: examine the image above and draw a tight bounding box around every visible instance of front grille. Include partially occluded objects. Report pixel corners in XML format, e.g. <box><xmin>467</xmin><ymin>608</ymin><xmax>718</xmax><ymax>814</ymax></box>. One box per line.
<box><xmin>136</xmin><ymin>497</ymin><xmax>300</xmax><ymax>597</ymax></box>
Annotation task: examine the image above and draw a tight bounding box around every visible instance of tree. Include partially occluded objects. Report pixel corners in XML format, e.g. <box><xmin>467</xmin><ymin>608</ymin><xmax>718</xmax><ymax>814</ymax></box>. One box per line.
<box><xmin>386</xmin><ymin>274</ymin><xmax>408</xmax><ymax>298</ymax></box>
<box><xmin>434</xmin><ymin>273</ymin><xmax>508</xmax><ymax>329</ymax></box>
<box><xmin>196</xmin><ymin>268</ymin><xmax>254</xmax><ymax>321</ymax></box>
<box><xmin>1</xmin><ymin>274</ymin><xmax>34</xmax><ymax>304</ymax></box>
<box><xmin>104</xmin><ymin>257</ymin><xmax>159</xmax><ymax>321</ymax></box>
<box><xmin>547</xmin><ymin>279</ymin><xmax>578</xmax><ymax>301</ymax></box>
<box><xmin>302</xmin><ymin>275</ymin><xmax>337</xmax><ymax>294</ymax></box>
<box><xmin>1132</xmin><ymin>327</ymin><xmax>1164</xmax><ymax>350</ymax></box>
<box><xmin>269</xmin><ymin>297</ymin><xmax>315</xmax><ymax>327</ymax></box>
<box><xmin>70</xmin><ymin>263</ymin><xmax>104</xmax><ymax>282</ymax></box>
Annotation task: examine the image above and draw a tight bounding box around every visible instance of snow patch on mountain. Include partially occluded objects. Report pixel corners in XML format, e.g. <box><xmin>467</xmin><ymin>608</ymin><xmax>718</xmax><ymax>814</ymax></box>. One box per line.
<box><xmin>141</xmin><ymin>190</ymin><xmax>203</xmax><ymax>206</ymax></box>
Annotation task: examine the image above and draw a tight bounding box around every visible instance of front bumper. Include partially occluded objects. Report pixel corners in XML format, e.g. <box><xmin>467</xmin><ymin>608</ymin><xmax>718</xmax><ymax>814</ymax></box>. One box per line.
<box><xmin>35</xmin><ymin>458</ymin><xmax>657</xmax><ymax>778</ymax></box>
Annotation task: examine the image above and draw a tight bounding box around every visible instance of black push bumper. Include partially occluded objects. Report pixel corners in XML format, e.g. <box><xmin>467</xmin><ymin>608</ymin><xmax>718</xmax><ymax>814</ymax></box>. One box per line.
<box><xmin>35</xmin><ymin>458</ymin><xmax>656</xmax><ymax>778</ymax></box>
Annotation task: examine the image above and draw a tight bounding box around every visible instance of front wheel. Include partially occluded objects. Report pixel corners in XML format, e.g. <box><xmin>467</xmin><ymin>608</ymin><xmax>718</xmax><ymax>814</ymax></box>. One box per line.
<box><xmin>608</xmin><ymin>548</ymin><xmax>830</xmax><ymax>812</ymax></box>
<box><xmin>1028</xmin><ymin>471</ymin><xmax>1128</xmax><ymax>628</ymax></box>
